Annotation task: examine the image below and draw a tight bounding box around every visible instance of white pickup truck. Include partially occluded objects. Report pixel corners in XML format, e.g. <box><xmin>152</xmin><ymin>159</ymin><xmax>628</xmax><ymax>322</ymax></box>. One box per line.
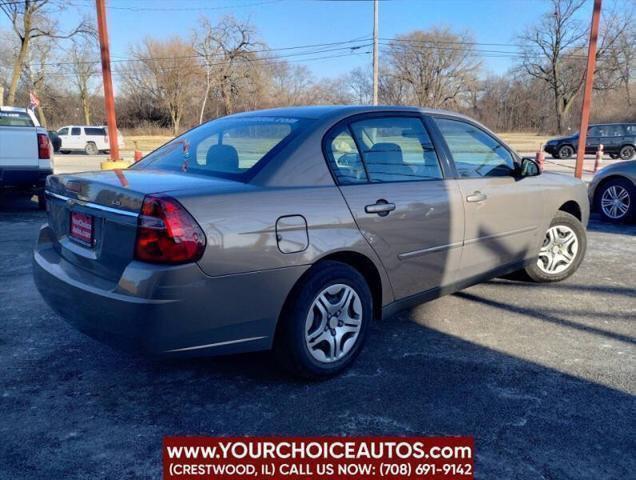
<box><xmin>0</xmin><ymin>107</ymin><xmax>53</xmax><ymax>208</ymax></box>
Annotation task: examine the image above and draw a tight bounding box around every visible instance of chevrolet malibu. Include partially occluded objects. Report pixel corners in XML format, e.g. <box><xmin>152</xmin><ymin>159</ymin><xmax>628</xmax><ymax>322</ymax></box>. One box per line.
<box><xmin>34</xmin><ymin>106</ymin><xmax>589</xmax><ymax>377</ymax></box>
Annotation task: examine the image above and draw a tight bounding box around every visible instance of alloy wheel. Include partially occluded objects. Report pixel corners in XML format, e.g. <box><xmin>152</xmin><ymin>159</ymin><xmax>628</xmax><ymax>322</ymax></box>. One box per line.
<box><xmin>601</xmin><ymin>185</ymin><xmax>630</xmax><ymax>219</ymax></box>
<box><xmin>304</xmin><ymin>283</ymin><xmax>362</xmax><ymax>363</ymax></box>
<box><xmin>620</xmin><ymin>146</ymin><xmax>635</xmax><ymax>160</ymax></box>
<box><xmin>537</xmin><ymin>225</ymin><xmax>579</xmax><ymax>275</ymax></box>
<box><xmin>559</xmin><ymin>146</ymin><xmax>573</xmax><ymax>159</ymax></box>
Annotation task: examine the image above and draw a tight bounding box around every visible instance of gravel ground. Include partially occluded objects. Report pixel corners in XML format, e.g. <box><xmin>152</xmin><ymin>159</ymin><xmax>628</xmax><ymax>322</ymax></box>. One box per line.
<box><xmin>0</xmin><ymin>192</ymin><xmax>634</xmax><ymax>480</ymax></box>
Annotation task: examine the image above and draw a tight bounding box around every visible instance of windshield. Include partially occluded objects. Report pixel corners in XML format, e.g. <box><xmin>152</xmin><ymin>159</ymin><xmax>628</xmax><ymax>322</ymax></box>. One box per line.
<box><xmin>132</xmin><ymin>116</ymin><xmax>310</xmax><ymax>181</ymax></box>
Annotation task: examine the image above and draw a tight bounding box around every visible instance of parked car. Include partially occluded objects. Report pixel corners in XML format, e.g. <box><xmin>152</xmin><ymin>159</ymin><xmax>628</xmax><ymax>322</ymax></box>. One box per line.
<box><xmin>34</xmin><ymin>106</ymin><xmax>589</xmax><ymax>377</ymax></box>
<box><xmin>588</xmin><ymin>159</ymin><xmax>635</xmax><ymax>223</ymax></box>
<box><xmin>544</xmin><ymin>123</ymin><xmax>636</xmax><ymax>160</ymax></box>
<box><xmin>0</xmin><ymin>106</ymin><xmax>53</xmax><ymax>208</ymax></box>
<box><xmin>57</xmin><ymin>125</ymin><xmax>125</xmax><ymax>155</ymax></box>
<box><xmin>48</xmin><ymin>130</ymin><xmax>61</xmax><ymax>152</ymax></box>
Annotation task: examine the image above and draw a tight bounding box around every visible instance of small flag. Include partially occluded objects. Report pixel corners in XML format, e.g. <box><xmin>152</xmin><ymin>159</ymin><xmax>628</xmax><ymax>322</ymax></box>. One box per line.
<box><xmin>29</xmin><ymin>91</ymin><xmax>40</xmax><ymax>109</ymax></box>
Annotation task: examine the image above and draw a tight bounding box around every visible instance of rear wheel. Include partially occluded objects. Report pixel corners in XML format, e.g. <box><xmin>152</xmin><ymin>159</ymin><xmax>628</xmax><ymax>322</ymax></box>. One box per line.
<box><xmin>619</xmin><ymin>145</ymin><xmax>635</xmax><ymax>160</ymax></box>
<box><xmin>595</xmin><ymin>177</ymin><xmax>634</xmax><ymax>223</ymax></box>
<box><xmin>558</xmin><ymin>145</ymin><xmax>574</xmax><ymax>159</ymax></box>
<box><xmin>85</xmin><ymin>142</ymin><xmax>98</xmax><ymax>155</ymax></box>
<box><xmin>274</xmin><ymin>261</ymin><xmax>372</xmax><ymax>378</ymax></box>
<box><xmin>523</xmin><ymin>211</ymin><xmax>586</xmax><ymax>282</ymax></box>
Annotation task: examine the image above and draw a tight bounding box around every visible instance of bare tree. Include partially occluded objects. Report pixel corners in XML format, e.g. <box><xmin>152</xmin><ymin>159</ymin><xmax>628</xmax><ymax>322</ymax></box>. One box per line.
<box><xmin>0</xmin><ymin>0</ymin><xmax>91</xmax><ymax>105</ymax></box>
<box><xmin>209</xmin><ymin>16</ymin><xmax>259</xmax><ymax>115</ymax></box>
<box><xmin>120</xmin><ymin>38</ymin><xmax>200</xmax><ymax>135</ymax></box>
<box><xmin>267</xmin><ymin>61</ymin><xmax>314</xmax><ymax>106</ymax></box>
<box><xmin>25</xmin><ymin>36</ymin><xmax>53</xmax><ymax>126</ymax></box>
<box><xmin>347</xmin><ymin>66</ymin><xmax>372</xmax><ymax>104</ymax></box>
<box><xmin>66</xmin><ymin>36</ymin><xmax>99</xmax><ymax>124</ymax></box>
<box><xmin>385</xmin><ymin>28</ymin><xmax>480</xmax><ymax>109</ymax></box>
<box><xmin>519</xmin><ymin>0</ymin><xmax>633</xmax><ymax>133</ymax></box>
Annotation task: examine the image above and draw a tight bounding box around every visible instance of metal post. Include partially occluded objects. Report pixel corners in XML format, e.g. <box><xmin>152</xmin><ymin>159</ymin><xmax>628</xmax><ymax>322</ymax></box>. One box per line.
<box><xmin>574</xmin><ymin>0</ymin><xmax>602</xmax><ymax>179</ymax></box>
<box><xmin>372</xmin><ymin>0</ymin><xmax>379</xmax><ymax>106</ymax></box>
<box><xmin>96</xmin><ymin>0</ymin><xmax>120</xmax><ymax>162</ymax></box>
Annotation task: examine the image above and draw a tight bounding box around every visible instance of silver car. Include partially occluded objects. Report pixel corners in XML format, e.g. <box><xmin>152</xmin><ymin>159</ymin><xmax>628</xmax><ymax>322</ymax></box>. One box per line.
<box><xmin>588</xmin><ymin>159</ymin><xmax>635</xmax><ymax>223</ymax></box>
<box><xmin>34</xmin><ymin>106</ymin><xmax>589</xmax><ymax>377</ymax></box>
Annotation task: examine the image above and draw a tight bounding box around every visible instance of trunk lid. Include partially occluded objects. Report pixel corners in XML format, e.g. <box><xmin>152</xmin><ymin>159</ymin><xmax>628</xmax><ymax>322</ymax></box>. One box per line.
<box><xmin>45</xmin><ymin>169</ymin><xmax>245</xmax><ymax>281</ymax></box>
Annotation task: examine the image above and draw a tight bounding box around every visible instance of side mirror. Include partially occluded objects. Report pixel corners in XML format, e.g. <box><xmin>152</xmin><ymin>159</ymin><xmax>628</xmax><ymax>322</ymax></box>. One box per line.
<box><xmin>518</xmin><ymin>157</ymin><xmax>541</xmax><ymax>178</ymax></box>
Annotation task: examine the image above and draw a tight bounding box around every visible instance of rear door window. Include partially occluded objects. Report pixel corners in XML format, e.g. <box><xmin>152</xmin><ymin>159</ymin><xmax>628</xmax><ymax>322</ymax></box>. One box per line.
<box><xmin>71</xmin><ymin>127</ymin><xmax>81</xmax><ymax>136</ymax></box>
<box><xmin>348</xmin><ymin>116</ymin><xmax>443</xmax><ymax>182</ymax></box>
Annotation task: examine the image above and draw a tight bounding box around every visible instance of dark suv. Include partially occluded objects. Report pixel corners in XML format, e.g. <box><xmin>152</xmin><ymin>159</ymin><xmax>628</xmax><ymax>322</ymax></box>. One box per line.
<box><xmin>544</xmin><ymin>123</ymin><xmax>636</xmax><ymax>160</ymax></box>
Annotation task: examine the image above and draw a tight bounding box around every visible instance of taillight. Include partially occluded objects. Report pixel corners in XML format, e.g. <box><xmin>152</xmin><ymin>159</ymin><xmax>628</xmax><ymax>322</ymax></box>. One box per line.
<box><xmin>37</xmin><ymin>133</ymin><xmax>50</xmax><ymax>159</ymax></box>
<box><xmin>134</xmin><ymin>195</ymin><xmax>206</xmax><ymax>264</ymax></box>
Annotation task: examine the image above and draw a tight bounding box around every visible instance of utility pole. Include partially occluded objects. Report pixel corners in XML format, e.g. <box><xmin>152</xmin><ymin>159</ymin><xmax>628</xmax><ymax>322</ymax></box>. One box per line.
<box><xmin>96</xmin><ymin>0</ymin><xmax>122</xmax><ymax>166</ymax></box>
<box><xmin>574</xmin><ymin>0</ymin><xmax>602</xmax><ymax>179</ymax></box>
<box><xmin>372</xmin><ymin>0</ymin><xmax>379</xmax><ymax>105</ymax></box>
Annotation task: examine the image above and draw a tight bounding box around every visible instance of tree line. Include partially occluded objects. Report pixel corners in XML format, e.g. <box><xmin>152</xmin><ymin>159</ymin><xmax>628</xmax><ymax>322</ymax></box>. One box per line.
<box><xmin>1</xmin><ymin>0</ymin><xmax>633</xmax><ymax>135</ymax></box>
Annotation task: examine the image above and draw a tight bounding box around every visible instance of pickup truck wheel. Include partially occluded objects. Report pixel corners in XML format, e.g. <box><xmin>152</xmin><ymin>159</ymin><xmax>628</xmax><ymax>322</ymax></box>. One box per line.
<box><xmin>85</xmin><ymin>142</ymin><xmax>98</xmax><ymax>155</ymax></box>
<box><xmin>274</xmin><ymin>261</ymin><xmax>372</xmax><ymax>379</ymax></box>
<box><xmin>524</xmin><ymin>211</ymin><xmax>586</xmax><ymax>283</ymax></box>
<box><xmin>557</xmin><ymin>145</ymin><xmax>574</xmax><ymax>159</ymax></box>
<box><xmin>596</xmin><ymin>177</ymin><xmax>634</xmax><ymax>223</ymax></box>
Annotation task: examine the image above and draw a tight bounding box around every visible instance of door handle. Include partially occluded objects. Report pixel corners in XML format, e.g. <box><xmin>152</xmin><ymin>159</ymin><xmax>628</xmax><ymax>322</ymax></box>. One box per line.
<box><xmin>466</xmin><ymin>191</ymin><xmax>487</xmax><ymax>203</ymax></box>
<box><xmin>365</xmin><ymin>200</ymin><xmax>396</xmax><ymax>216</ymax></box>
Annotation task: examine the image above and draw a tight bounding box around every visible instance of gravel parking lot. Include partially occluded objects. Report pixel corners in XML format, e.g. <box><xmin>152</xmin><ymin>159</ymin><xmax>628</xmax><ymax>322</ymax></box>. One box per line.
<box><xmin>1</xmin><ymin>179</ymin><xmax>634</xmax><ymax>479</ymax></box>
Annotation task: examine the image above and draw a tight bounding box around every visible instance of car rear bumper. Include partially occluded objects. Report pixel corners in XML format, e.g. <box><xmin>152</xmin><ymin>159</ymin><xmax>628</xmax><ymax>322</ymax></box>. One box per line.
<box><xmin>0</xmin><ymin>167</ymin><xmax>51</xmax><ymax>189</ymax></box>
<box><xmin>33</xmin><ymin>224</ymin><xmax>308</xmax><ymax>356</ymax></box>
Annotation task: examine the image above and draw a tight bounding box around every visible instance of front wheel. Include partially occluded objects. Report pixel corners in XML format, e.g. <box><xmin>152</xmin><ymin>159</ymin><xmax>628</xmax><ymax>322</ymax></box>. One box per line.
<box><xmin>557</xmin><ymin>145</ymin><xmax>574</xmax><ymax>159</ymax></box>
<box><xmin>274</xmin><ymin>261</ymin><xmax>372</xmax><ymax>378</ymax></box>
<box><xmin>523</xmin><ymin>211</ymin><xmax>586</xmax><ymax>282</ymax></box>
<box><xmin>596</xmin><ymin>178</ymin><xmax>634</xmax><ymax>223</ymax></box>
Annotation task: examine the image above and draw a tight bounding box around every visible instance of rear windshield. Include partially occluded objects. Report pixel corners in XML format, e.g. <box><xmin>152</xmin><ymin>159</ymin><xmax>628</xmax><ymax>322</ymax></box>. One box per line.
<box><xmin>132</xmin><ymin>116</ymin><xmax>309</xmax><ymax>181</ymax></box>
<box><xmin>0</xmin><ymin>111</ymin><xmax>34</xmax><ymax>127</ymax></box>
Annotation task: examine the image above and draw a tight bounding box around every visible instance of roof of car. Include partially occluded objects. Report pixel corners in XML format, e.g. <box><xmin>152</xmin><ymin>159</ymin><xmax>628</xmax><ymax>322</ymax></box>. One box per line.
<box><xmin>228</xmin><ymin>105</ymin><xmax>470</xmax><ymax>121</ymax></box>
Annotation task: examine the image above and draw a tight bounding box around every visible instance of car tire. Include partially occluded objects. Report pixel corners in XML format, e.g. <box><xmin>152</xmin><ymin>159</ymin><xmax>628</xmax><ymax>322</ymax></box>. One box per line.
<box><xmin>85</xmin><ymin>142</ymin><xmax>98</xmax><ymax>155</ymax></box>
<box><xmin>619</xmin><ymin>145</ymin><xmax>635</xmax><ymax>160</ymax></box>
<box><xmin>595</xmin><ymin>177</ymin><xmax>634</xmax><ymax>223</ymax></box>
<box><xmin>557</xmin><ymin>145</ymin><xmax>574</xmax><ymax>159</ymax></box>
<box><xmin>609</xmin><ymin>153</ymin><xmax>619</xmax><ymax>160</ymax></box>
<box><xmin>523</xmin><ymin>211</ymin><xmax>586</xmax><ymax>283</ymax></box>
<box><xmin>274</xmin><ymin>261</ymin><xmax>372</xmax><ymax>379</ymax></box>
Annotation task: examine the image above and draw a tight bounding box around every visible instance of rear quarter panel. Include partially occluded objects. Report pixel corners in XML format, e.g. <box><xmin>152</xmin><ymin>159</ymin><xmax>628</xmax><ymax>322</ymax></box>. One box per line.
<box><xmin>177</xmin><ymin>185</ymin><xmax>394</xmax><ymax>306</ymax></box>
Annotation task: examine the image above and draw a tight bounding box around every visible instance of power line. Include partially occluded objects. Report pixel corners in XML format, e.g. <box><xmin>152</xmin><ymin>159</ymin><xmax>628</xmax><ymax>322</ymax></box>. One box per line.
<box><xmin>41</xmin><ymin>49</ymin><xmax>373</xmax><ymax>78</ymax></box>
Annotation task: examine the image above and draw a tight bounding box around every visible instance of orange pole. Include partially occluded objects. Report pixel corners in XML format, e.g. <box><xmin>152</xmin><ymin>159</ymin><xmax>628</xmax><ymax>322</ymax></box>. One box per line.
<box><xmin>574</xmin><ymin>0</ymin><xmax>602</xmax><ymax>179</ymax></box>
<box><xmin>96</xmin><ymin>0</ymin><xmax>120</xmax><ymax>161</ymax></box>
